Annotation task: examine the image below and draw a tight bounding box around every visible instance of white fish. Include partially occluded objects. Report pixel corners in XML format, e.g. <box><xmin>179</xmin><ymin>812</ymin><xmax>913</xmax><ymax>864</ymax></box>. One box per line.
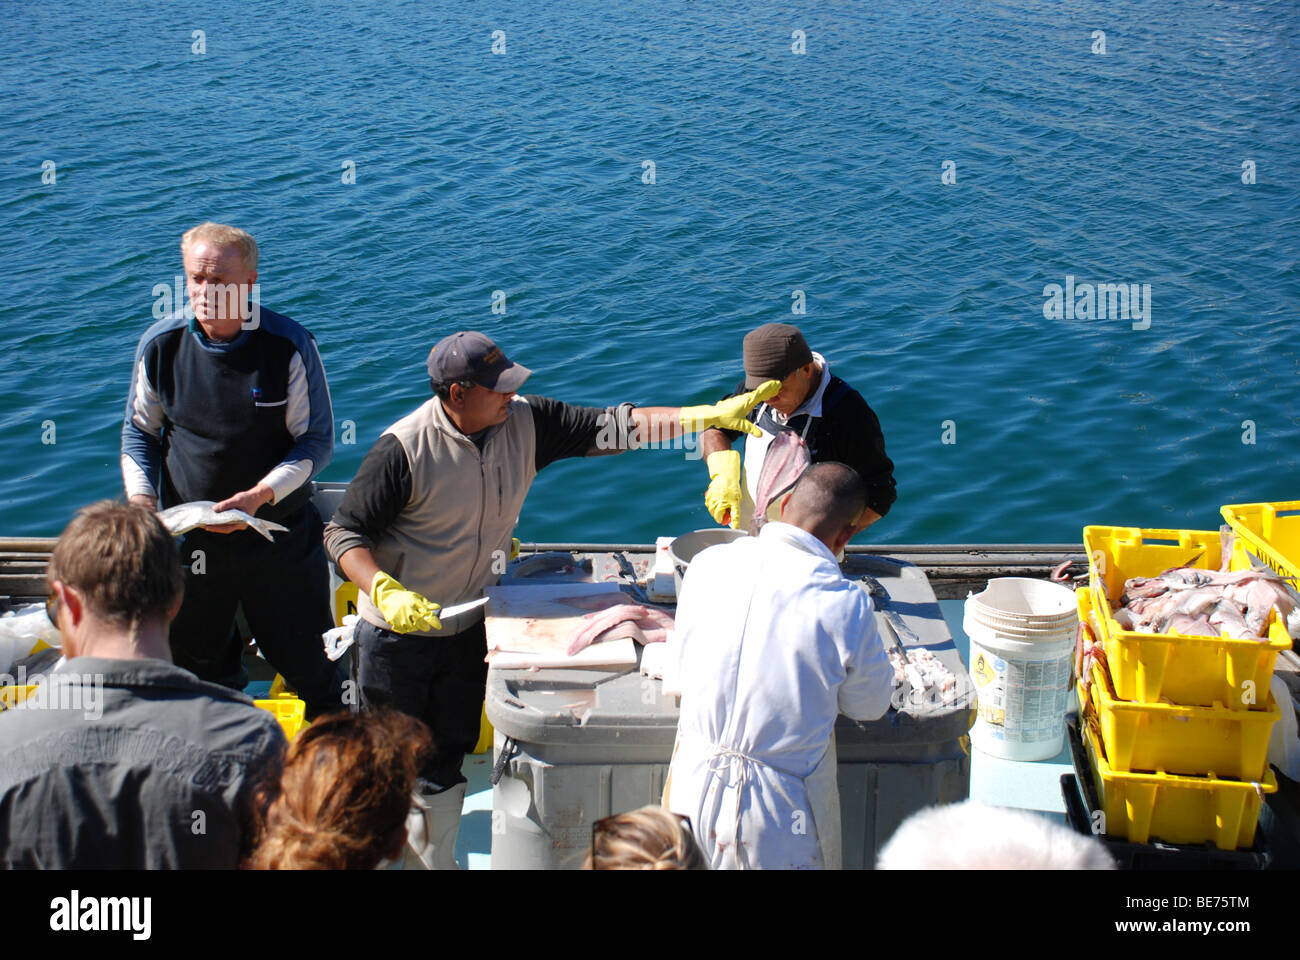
<box><xmin>1111</xmin><ymin>564</ymin><xmax>1295</xmax><ymax>640</ymax></box>
<box><xmin>158</xmin><ymin>501</ymin><xmax>289</xmax><ymax>542</ymax></box>
<box><xmin>1209</xmin><ymin>600</ymin><xmax>1253</xmax><ymax>640</ymax></box>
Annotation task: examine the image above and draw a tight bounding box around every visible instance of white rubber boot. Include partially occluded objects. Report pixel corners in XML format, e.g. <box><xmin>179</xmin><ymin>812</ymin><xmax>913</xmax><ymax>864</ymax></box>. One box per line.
<box><xmin>401</xmin><ymin>782</ymin><xmax>466</xmax><ymax>870</ymax></box>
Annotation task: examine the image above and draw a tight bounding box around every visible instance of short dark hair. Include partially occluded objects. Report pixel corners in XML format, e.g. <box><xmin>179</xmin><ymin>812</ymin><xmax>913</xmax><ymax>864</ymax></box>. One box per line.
<box><xmin>430</xmin><ymin>378</ymin><xmax>476</xmax><ymax>401</ymax></box>
<box><xmin>784</xmin><ymin>462</ymin><xmax>867</xmax><ymax>533</ymax></box>
<box><xmin>47</xmin><ymin>501</ymin><xmax>183</xmax><ymax>626</ymax></box>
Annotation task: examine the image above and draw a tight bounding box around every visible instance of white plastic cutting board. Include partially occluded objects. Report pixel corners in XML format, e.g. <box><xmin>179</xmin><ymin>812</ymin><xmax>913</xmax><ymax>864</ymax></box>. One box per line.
<box><xmin>484</xmin><ymin>582</ymin><xmax>640</xmax><ymax>669</ymax></box>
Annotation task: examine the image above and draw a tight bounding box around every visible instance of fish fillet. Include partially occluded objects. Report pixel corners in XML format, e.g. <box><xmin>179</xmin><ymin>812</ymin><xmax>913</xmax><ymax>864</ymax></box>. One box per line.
<box><xmin>751</xmin><ymin>428</ymin><xmax>810</xmax><ymax>535</ymax></box>
<box><xmin>566</xmin><ymin>604</ymin><xmax>675</xmax><ymax>655</ymax></box>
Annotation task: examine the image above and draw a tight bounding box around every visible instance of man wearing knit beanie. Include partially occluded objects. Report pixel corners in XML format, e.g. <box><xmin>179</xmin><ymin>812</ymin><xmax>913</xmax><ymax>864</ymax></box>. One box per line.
<box><xmin>698</xmin><ymin>323</ymin><xmax>896</xmax><ymax>535</ymax></box>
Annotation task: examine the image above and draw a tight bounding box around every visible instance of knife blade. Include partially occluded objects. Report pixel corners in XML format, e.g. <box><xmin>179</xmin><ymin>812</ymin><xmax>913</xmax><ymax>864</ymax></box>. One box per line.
<box><xmin>859</xmin><ymin>575</ymin><xmax>927</xmax><ymax>694</ymax></box>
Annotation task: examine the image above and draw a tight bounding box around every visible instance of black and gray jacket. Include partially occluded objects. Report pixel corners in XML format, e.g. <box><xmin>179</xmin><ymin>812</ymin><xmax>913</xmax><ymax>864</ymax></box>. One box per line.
<box><xmin>323</xmin><ymin>395</ymin><xmax>632</xmax><ymax>635</ymax></box>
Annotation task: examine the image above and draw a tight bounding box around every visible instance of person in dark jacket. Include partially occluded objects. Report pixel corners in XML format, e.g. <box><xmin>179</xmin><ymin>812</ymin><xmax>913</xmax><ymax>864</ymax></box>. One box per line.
<box><xmin>120</xmin><ymin>222</ymin><xmax>343</xmax><ymax>717</ymax></box>
<box><xmin>698</xmin><ymin>323</ymin><xmax>896</xmax><ymax>536</ymax></box>
<box><xmin>0</xmin><ymin>501</ymin><xmax>286</xmax><ymax>869</ymax></box>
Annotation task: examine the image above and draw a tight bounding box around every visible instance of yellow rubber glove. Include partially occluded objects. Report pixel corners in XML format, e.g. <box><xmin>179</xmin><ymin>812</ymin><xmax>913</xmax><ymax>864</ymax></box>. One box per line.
<box><xmin>371</xmin><ymin>572</ymin><xmax>442</xmax><ymax>633</ymax></box>
<box><xmin>705</xmin><ymin>449</ymin><xmax>743</xmax><ymax>529</ymax></box>
<box><xmin>679</xmin><ymin>380</ymin><xmax>781</xmax><ymax>438</ymax></box>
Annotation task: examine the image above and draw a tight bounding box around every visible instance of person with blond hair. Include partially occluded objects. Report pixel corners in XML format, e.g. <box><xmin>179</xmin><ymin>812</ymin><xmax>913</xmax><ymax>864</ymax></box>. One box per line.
<box><xmin>585</xmin><ymin>806</ymin><xmax>708</xmax><ymax>871</ymax></box>
<box><xmin>121</xmin><ymin>222</ymin><xmax>344</xmax><ymax>717</ymax></box>
<box><xmin>0</xmin><ymin>501</ymin><xmax>287</xmax><ymax>869</ymax></box>
<box><xmin>248</xmin><ymin>709</ymin><xmax>433</xmax><ymax>870</ymax></box>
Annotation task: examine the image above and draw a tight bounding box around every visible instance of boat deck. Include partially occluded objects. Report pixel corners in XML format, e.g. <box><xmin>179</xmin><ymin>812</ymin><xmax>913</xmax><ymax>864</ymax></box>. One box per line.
<box><xmin>3</xmin><ymin>534</ymin><xmax>1086</xmax><ymax>870</ymax></box>
<box><xmin>434</xmin><ymin>595</ymin><xmax>1074</xmax><ymax>870</ymax></box>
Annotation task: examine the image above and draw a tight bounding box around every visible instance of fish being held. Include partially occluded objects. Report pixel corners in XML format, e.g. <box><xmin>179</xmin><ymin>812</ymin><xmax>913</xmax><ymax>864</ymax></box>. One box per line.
<box><xmin>751</xmin><ymin>428</ymin><xmax>810</xmax><ymax>535</ymax></box>
<box><xmin>158</xmin><ymin>501</ymin><xmax>290</xmax><ymax>542</ymax></box>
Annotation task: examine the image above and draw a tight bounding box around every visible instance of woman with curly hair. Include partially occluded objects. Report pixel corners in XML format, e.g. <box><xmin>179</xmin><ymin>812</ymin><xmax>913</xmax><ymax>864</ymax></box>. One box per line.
<box><xmin>247</xmin><ymin>709</ymin><xmax>433</xmax><ymax>870</ymax></box>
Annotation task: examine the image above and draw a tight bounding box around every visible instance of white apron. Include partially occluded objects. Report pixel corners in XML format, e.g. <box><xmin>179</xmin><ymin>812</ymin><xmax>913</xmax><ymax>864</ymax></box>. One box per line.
<box><xmin>665</xmin><ymin>727</ymin><xmax>842</xmax><ymax>870</ymax></box>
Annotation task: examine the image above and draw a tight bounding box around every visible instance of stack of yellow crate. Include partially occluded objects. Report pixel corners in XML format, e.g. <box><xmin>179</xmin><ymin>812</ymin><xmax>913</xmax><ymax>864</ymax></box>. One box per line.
<box><xmin>254</xmin><ymin>674</ymin><xmax>308</xmax><ymax>740</ymax></box>
<box><xmin>1077</xmin><ymin>525</ymin><xmax>1288</xmax><ymax>850</ymax></box>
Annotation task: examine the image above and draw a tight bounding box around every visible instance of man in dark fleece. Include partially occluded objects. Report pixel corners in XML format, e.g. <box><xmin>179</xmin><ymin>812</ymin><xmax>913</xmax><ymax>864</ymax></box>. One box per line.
<box><xmin>120</xmin><ymin>222</ymin><xmax>343</xmax><ymax>717</ymax></box>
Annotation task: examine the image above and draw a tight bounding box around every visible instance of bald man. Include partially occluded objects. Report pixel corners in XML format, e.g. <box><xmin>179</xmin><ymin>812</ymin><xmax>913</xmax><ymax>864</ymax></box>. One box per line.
<box><xmin>664</xmin><ymin>462</ymin><xmax>894</xmax><ymax>870</ymax></box>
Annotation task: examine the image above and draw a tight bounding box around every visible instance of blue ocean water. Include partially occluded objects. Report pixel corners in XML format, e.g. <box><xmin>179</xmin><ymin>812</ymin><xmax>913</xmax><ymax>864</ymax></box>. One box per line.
<box><xmin>0</xmin><ymin>0</ymin><xmax>1296</xmax><ymax>543</ymax></box>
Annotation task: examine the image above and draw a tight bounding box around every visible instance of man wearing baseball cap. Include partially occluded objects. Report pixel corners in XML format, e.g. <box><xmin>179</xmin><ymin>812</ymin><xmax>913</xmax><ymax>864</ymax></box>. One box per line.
<box><xmin>322</xmin><ymin>330</ymin><xmax>777</xmax><ymax>868</ymax></box>
<box><xmin>699</xmin><ymin>322</ymin><xmax>896</xmax><ymax>534</ymax></box>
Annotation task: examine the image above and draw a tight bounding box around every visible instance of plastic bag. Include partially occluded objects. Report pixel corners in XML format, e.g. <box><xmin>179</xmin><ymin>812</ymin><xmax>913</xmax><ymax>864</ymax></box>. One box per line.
<box><xmin>323</xmin><ymin>615</ymin><xmax>357</xmax><ymax>662</ymax></box>
<box><xmin>1268</xmin><ymin>675</ymin><xmax>1300</xmax><ymax>781</ymax></box>
<box><xmin>0</xmin><ymin>603</ymin><xmax>62</xmax><ymax>674</ymax></box>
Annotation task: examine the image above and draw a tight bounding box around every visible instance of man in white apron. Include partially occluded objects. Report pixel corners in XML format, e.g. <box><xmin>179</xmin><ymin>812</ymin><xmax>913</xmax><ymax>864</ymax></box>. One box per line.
<box><xmin>699</xmin><ymin>323</ymin><xmax>896</xmax><ymax>535</ymax></box>
<box><xmin>664</xmin><ymin>462</ymin><xmax>895</xmax><ymax>869</ymax></box>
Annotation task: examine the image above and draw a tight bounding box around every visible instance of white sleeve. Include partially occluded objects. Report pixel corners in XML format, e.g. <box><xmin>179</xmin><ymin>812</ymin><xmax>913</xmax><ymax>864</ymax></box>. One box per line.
<box><xmin>121</xmin><ymin>355</ymin><xmax>165</xmax><ymax>499</ymax></box>
<box><xmin>260</xmin><ymin>460</ymin><xmax>315</xmax><ymax>504</ymax></box>
<box><xmin>255</xmin><ymin>342</ymin><xmax>330</xmax><ymax>503</ymax></box>
<box><xmin>837</xmin><ymin>592</ymin><xmax>895</xmax><ymax>721</ymax></box>
<box><xmin>129</xmin><ymin>356</ymin><xmax>166</xmax><ymax>437</ymax></box>
<box><xmin>121</xmin><ymin>454</ymin><xmax>157</xmax><ymax>500</ymax></box>
<box><xmin>283</xmin><ymin>350</ymin><xmax>310</xmax><ymax>439</ymax></box>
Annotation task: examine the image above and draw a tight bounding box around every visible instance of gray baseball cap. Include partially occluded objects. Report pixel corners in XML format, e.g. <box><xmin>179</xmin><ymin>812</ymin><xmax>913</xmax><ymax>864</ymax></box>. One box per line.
<box><xmin>426</xmin><ymin>331</ymin><xmax>532</xmax><ymax>393</ymax></box>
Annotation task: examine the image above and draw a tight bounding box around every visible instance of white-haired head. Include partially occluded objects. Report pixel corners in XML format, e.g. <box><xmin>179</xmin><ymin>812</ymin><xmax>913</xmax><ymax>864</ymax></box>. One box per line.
<box><xmin>180</xmin><ymin>221</ymin><xmax>258</xmax><ymax>271</ymax></box>
<box><xmin>876</xmin><ymin>800</ymin><xmax>1116</xmax><ymax>870</ymax></box>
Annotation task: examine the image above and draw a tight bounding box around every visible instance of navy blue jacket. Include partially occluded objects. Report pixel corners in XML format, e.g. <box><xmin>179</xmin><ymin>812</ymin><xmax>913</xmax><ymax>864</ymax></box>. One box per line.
<box><xmin>121</xmin><ymin>308</ymin><xmax>333</xmax><ymax>522</ymax></box>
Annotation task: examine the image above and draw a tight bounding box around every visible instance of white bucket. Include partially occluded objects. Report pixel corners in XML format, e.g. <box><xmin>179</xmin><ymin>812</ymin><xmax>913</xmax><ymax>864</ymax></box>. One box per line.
<box><xmin>964</xmin><ymin>578</ymin><xmax>1077</xmax><ymax>762</ymax></box>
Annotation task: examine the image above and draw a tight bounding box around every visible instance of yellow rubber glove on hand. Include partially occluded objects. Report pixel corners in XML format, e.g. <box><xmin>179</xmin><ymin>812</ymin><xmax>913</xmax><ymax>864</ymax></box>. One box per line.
<box><xmin>679</xmin><ymin>380</ymin><xmax>781</xmax><ymax>437</ymax></box>
<box><xmin>371</xmin><ymin>572</ymin><xmax>442</xmax><ymax>633</ymax></box>
<box><xmin>705</xmin><ymin>449</ymin><xmax>743</xmax><ymax>529</ymax></box>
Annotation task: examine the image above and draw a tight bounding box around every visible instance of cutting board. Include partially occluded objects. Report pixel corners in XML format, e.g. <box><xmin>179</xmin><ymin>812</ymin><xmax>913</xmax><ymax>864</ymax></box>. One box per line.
<box><xmin>484</xmin><ymin>582</ymin><xmax>640</xmax><ymax>669</ymax></box>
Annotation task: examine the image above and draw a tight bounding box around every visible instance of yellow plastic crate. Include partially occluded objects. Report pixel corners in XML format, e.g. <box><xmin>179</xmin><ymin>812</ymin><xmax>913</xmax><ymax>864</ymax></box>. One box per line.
<box><xmin>1077</xmin><ymin>656</ymin><xmax>1278</xmax><ymax>780</ymax></box>
<box><xmin>1081</xmin><ymin>719</ymin><xmax>1275</xmax><ymax>850</ymax></box>
<box><xmin>1084</xmin><ymin>525</ymin><xmax>1290</xmax><ymax>709</ymax></box>
<box><xmin>1222</xmin><ymin>500</ymin><xmax>1300</xmax><ymax>582</ymax></box>
<box><xmin>255</xmin><ymin>697</ymin><xmax>307</xmax><ymax>740</ymax></box>
<box><xmin>0</xmin><ymin>684</ymin><xmax>37</xmax><ymax>710</ymax></box>
<box><xmin>267</xmin><ymin>674</ymin><xmax>299</xmax><ymax>699</ymax></box>
<box><xmin>472</xmin><ymin>702</ymin><xmax>493</xmax><ymax>755</ymax></box>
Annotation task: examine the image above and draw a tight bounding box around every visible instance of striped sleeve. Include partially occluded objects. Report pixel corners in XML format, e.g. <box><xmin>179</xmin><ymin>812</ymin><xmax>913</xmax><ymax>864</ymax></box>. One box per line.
<box><xmin>120</xmin><ymin>335</ymin><xmax>167</xmax><ymax>500</ymax></box>
<box><xmin>258</xmin><ymin>334</ymin><xmax>335</xmax><ymax>504</ymax></box>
